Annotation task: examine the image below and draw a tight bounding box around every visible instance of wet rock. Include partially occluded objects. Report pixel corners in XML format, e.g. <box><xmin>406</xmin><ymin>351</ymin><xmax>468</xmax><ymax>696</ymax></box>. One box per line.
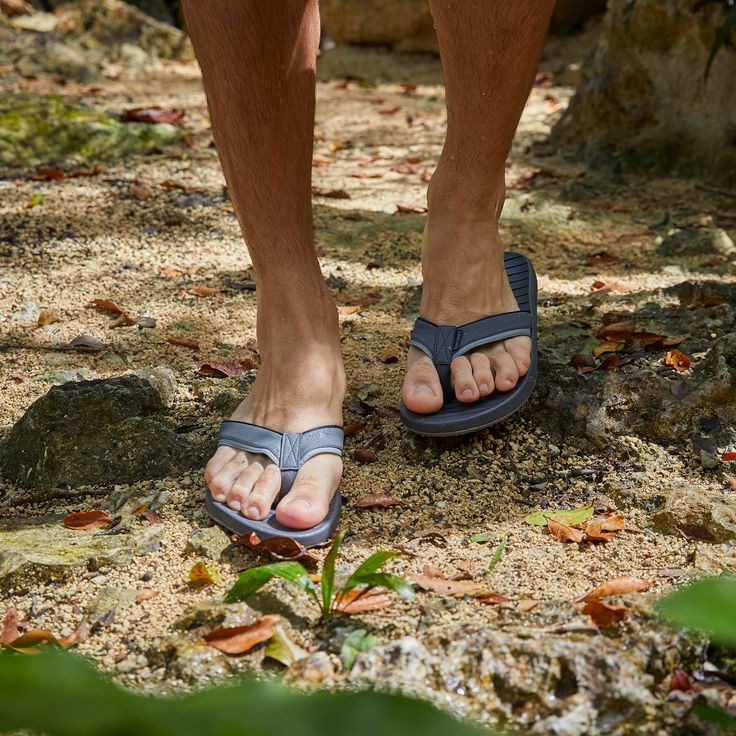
<box><xmin>0</xmin><ymin>514</ymin><xmax>162</xmax><ymax>578</ymax></box>
<box><xmin>184</xmin><ymin>526</ymin><xmax>230</xmax><ymax>561</ymax></box>
<box><xmin>0</xmin><ymin>93</ymin><xmax>179</xmax><ymax>168</ymax></box>
<box><xmin>652</xmin><ymin>482</ymin><xmax>736</xmax><ymax>542</ymax></box>
<box><xmin>553</xmin><ymin>0</ymin><xmax>736</xmax><ymax>183</ymax></box>
<box><xmin>0</xmin><ymin>373</ymin><xmax>213</xmax><ymax>490</ymax></box>
<box><xmin>658</xmin><ymin>227</ymin><xmax>736</xmax><ymax>258</ymax></box>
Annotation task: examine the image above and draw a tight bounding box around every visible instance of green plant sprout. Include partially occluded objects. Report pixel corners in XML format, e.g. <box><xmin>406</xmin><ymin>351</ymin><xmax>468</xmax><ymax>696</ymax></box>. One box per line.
<box><xmin>225</xmin><ymin>532</ymin><xmax>415</xmax><ymax>622</ymax></box>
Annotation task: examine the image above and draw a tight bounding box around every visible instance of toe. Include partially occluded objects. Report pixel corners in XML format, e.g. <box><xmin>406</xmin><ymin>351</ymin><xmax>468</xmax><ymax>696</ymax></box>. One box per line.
<box><xmin>451</xmin><ymin>356</ymin><xmax>479</xmax><ymax>403</ymax></box>
<box><xmin>469</xmin><ymin>352</ymin><xmax>494</xmax><ymax>396</ymax></box>
<box><xmin>275</xmin><ymin>455</ymin><xmax>342</xmax><ymax>530</ymax></box>
<box><xmin>225</xmin><ymin>461</ymin><xmax>263</xmax><ymax>512</ymax></box>
<box><xmin>242</xmin><ymin>463</ymin><xmax>281</xmax><ymax>519</ymax></box>
<box><xmin>489</xmin><ymin>348</ymin><xmax>519</xmax><ymax>391</ymax></box>
<box><xmin>204</xmin><ymin>446</ymin><xmax>237</xmax><ymax>495</ymax></box>
<box><xmin>505</xmin><ymin>336</ymin><xmax>532</xmax><ymax>377</ymax></box>
<box><xmin>402</xmin><ymin>348</ymin><xmax>443</xmax><ymax>414</ymax></box>
<box><xmin>207</xmin><ymin>450</ymin><xmax>247</xmax><ymax>502</ymax></box>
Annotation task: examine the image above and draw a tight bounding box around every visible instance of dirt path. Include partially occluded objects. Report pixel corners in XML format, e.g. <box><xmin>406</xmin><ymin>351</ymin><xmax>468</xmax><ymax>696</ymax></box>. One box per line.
<box><xmin>1</xmin><ymin>40</ymin><xmax>735</xmax><ymax>735</ymax></box>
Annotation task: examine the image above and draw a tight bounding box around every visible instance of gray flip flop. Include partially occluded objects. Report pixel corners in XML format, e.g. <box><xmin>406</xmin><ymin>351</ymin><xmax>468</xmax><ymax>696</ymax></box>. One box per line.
<box><xmin>205</xmin><ymin>421</ymin><xmax>343</xmax><ymax>546</ymax></box>
<box><xmin>399</xmin><ymin>252</ymin><xmax>537</xmax><ymax>436</ymax></box>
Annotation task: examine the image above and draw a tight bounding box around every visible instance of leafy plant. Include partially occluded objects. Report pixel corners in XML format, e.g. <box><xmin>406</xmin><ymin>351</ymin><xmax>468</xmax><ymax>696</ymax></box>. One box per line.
<box><xmin>656</xmin><ymin>575</ymin><xmax>736</xmax><ymax>730</ymax></box>
<box><xmin>340</xmin><ymin>628</ymin><xmax>377</xmax><ymax>670</ymax></box>
<box><xmin>0</xmin><ymin>651</ymin><xmax>489</xmax><ymax>736</ymax></box>
<box><xmin>225</xmin><ymin>532</ymin><xmax>415</xmax><ymax>622</ymax></box>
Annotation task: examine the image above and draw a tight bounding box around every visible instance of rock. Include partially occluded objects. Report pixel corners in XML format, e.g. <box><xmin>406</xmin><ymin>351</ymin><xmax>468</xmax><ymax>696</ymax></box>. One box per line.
<box><xmin>15</xmin><ymin>40</ymin><xmax>97</xmax><ymax>82</ymax></box>
<box><xmin>553</xmin><ymin>0</ymin><xmax>736</xmax><ymax>183</ymax></box>
<box><xmin>658</xmin><ymin>227</ymin><xmax>736</xmax><ymax>258</ymax></box>
<box><xmin>184</xmin><ymin>527</ymin><xmax>230</xmax><ymax>560</ymax></box>
<box><xmin>319</xmin><ymin>0</ymin><xmax>438</xmax><ymax>54</ymax></box>
<box><xmin>284</xmin><ymin>651</ymin><xmax>336</xmax><ymax>686</ymax></box>
<box><xmin>10</xmin><ymin>10</ymin><xmax>56</xmax><ymax>31</ymax></box>
<box><xmin>0</xmin><ymin>93</ymin><xmax>179</xmax><ymax>168</ymax></box>
<box><xmin>550</xmin><ymin>0</ymin><xmax>607</xmax><ymax>33</ymax></box>
<box><xmin>0</xmin><ymin>373</ymin><xmax>214</xmax><ymax>490</ymax></box>
<box><xmin>0</xmin><ymin>514</ymin><xmax>162</xmax><ymax>578</ymax></box>
<box><xmin>115</xmin><ymin>653</ymin><xmax>149</xmax><ymax>674</ymax></box>
<box><xmin>86</xmin><ymin>586</ymin><xmax>138</xmax><ymax>624</ymax></box>
<box><xmin>652</xmin><ymin>483</ymin><xmax>736</xmax><ymax>542</ymax></box>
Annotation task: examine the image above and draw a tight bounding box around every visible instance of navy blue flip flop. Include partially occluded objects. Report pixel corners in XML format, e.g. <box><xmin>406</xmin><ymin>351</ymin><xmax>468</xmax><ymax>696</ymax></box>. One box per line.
<box><xmin>205</xmin><ymin>421</ymin><xmax>343</xmax><ymax>546</ymax></box>
<box><xmin>399</xmin><ymin>252</ymin><xmax>538</xmax><ymax>436</ymax></box>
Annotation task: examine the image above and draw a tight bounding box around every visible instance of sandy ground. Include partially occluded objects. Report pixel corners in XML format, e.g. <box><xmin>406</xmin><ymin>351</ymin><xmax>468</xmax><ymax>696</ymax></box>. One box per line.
<box><xmin>1</xmin><ymin>32</ymin><xmax>735</xmax><ymax>733</ymax></box>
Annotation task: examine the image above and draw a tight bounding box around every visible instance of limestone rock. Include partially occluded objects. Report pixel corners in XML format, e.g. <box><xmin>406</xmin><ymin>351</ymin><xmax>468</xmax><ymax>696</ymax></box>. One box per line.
<box><xmin>184</xmin><ymin>526</ymin><xmax>231</xmax><ymax>560</ymax></box>
<box><xmin>0</xmin><ymin>93</ymin><xmax>179</xmax><ymax>168</ymax></box>
<box><xmin>86</xmin><ymin>586</ymin><xmax>138</xmax><ymax>624</ymax></box>
<box><xmin>553</xmin><ymin>0</ymin><xmax>736</xmax><ymax>183</ymax></box>
<box><xmin>0</xmin><ymin>373</ymin><xmax>213</xmax><ymax>490</ymax></box>
<box><xmin>658</xmin><ymin>227</ymin><xmax>736</xmax><ymax>258</ymax></box>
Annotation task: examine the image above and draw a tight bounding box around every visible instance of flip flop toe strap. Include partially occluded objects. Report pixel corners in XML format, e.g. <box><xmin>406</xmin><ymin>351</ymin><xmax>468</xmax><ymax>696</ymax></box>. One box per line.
<box><xmin>218</xmin><ymin>421</ymin><xmax>343</xmax><ymax>494</ymax></box>
<box><xmin>409</xmin><ymin>312</ymin><xmax>533</xmax><ymax>402</ymax></box>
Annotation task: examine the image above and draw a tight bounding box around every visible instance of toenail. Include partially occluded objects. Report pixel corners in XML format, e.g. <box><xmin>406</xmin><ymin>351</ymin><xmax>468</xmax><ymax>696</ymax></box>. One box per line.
<box><xmin>228</xmin><ymin>499</ymin><xmax>241</xmax><ymax>511</ymax></box>
<box><xmin>414</xmin><ymin>383</ymin><xmax>435</xmax><ymax>396</ymax></box>
<box><xmin>246</xmin><ymin>505</ymin><xmax>260</xmax><ymax>518</ymax></box>
<box><xmin>284</xmin><ymin>498</ymin><xmax>311</xmax><ymax>512</ymax></box>
<box><xmin>462</xmin><ymin>388</ymin><xmax>473</xmax><ymax>399</ymax></box>
<box><xmin>479</xmin><ymin>383</ymin><xmax>489</xmax><ymax>394</ymax></box>
<box><xmin>213</xmin><ymin>493</ymin><xmax>226</xmax><ymax>502</ymax></box>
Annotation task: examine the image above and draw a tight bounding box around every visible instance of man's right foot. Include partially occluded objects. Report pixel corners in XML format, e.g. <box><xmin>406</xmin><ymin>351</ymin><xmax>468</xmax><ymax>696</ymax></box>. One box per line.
<box><xmin>205</xmin><ymin>294</ymin><xmax>345</xmax><ymax>530</ymax></box>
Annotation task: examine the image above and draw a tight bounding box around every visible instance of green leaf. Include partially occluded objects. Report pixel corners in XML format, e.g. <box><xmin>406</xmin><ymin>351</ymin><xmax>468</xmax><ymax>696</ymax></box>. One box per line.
<box><xmin>264</xmin><ymin>624</ymin><xmax>308</xmax><ymax>667</ymax></box>
<box><xmin>580</xmin><ymin>336</ymin><xmax>600</xmax><ymax>355</ymax></box>
<box><xmin>347</xmin><ymin>572</ymin><xmax>415</xmax><ymax>601</ymax></box>
<box><xmin>524</xmin><ymin>506</ymin><xmax>594</xmax><ymax>527</ymax></box>
<box><xmin>341</xmin><ymin>629</ymin><xmax>377</xmax><ymax>670</ymax></box>
<box><xmin>225</xmin><ymin>561</ymin><xmax>314</xmax><ymax>603</ymax></box>
<box><xmin>486</xmin><ymin>541</ymin><xmax>506</xmax><ymax>574</ymax></box>
<box><xmin>656</xmin><ymin>576</ymin><xmax>736</xmax><ymax>647</ymax></box>
<box><xmin>693</xmin><ymin>705</ymin><xmax>736</xmax><ymax>731</ymax></box>
<box><xmin>321</xmin><ymin>532</ymin><xmax>344</xmax><ymax>619</ymax></box>
<box><xmin>706</xmin><ymin>3</ymin><xmax>736</xmax><ymax>80</ymax></box>
<box><xmin>342</xmin><ymin>550</ymin><xmax>402</xmax><ymax>593</ymax></box>
<box><xmin>469</xmin><ymin>532</ymin><xmax>497</xmax><ymax>543</ymax></box>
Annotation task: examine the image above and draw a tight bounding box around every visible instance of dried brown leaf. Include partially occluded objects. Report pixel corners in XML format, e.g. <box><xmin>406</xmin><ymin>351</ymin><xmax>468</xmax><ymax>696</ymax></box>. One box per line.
<box><xmin>408</xmin><ymin>572</ymin><xmax>483</xmax><ymax>596</ymax></box>
<box><xmin>353</xmin><ymin>448</ymin><xmax>377</xmax><ymax>463</ymax></box>
<box><xmin>475</xmin><ymin>592</ymin><xmax>509</xmax><ymax>605</ymax></box>
<box><xmin>1</xmin><ymin>608</ymin><xmax>19</xmax><ymax>645</ymax></box>
<box><xmin>63</xmin><ymin>510</ymin><xmax>113</xmax><ymax>530</ymax></box>
<box><xmin>337</xmin><ymin>305</ymin><xmax>360</xmax><ymax>317</ymax></box>
<box><xmin>165</xmin><ymin>335</ymin><xmax>200</xmax><ymax>349</ymax></box>
<box><xmin>204</xmin><ymin>615</ymin><xmax>279</xmax><ymax>655</ymax></box>
<box><xmin>516</xmin><ymin>599</ymin><xmax>540</xmax><ymax>612</ymax></box>
<box><xmin>343</xmin><ymin>422</ymin><xmax>366</xmax><ymax>436</ymax></box>
<box><xmin>547</xmin><ymin>519</ymin><xmax>585</xmax><ymax>543</ymax></box>
<box><xmin>663</xmin><ymin>349</ymin><xmax>692</xmax><ymax>372</ymax></box>
<box><xmin>581</xmin><ymin>599</ymin><xmax>628</xmax><ymax>628</ymax></box>
<box><xmin>135</xmin><ymin>589</ymin><xmax>159</xmax><ymax>604</ymax></box>
<box><xmin>354</xmin><ymin>493</ymin><xmax>406</xmax><ymax>509</ymax></box>
<box><xmin>573</xmin><ymin>576</ymin><xmax>653</xmax><ymax>603</ymax></box>
<box><xmin>333</xmin><ymin>588</ymin><xmax>393</xmax><ymax>614</ymax></box>
<box><xmin>122</xmin><ymin>107</ymin><xmax>184</xmax><ymax>125</ymax></box>
<box><xmin>37</xmin><ymin>308</ymin><xmax>60</xmax><ymax>326</ymax></box>
<box><xmin>190</xmin><ymin>285</ymin><xmax>224</xmax><ymax>297</ymax></box>
<box><xmin>131</xmin><ymin>185</ymin><xmax>152</xmax><ymax>201</ymax></box>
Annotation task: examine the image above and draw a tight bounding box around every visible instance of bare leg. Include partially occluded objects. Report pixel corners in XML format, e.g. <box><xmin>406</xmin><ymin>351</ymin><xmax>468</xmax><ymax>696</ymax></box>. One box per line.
<box><xmin>183</xmin><ymin>0</ymin><xmax>344</xmax><ymax>529</ymax></box>
<box><xmin>402</xmin><ymin>1</ymin><xmax>555</xmax><ymax>413</ymax></box>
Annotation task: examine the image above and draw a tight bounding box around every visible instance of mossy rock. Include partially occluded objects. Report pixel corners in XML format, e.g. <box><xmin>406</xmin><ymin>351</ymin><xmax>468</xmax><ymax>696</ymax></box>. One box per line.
<box><xmin>0</xmin><ymin>92</ymin><xmax>179</xmax><ymax>168</ymax></box>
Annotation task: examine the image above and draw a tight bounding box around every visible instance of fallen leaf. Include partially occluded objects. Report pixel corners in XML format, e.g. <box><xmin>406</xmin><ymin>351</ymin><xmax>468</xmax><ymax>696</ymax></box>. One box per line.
<box><xmin>311</xmin><ymin>154</ymin><xmax>334</xmax><ymax>166</ymax></box>
<box><xmin>516</xmin><ymin>599</ymin><xmax>540</xmax><ymax>612</ymax></box>
<box><xmin>573</xmin><ymin>576</ymin><xmax>653</xmax><ymax>603</ymax></box>
<box><xmin>354</xmin><ymin>493</ymin><xmax>407</xmax><ymax>508</ymax></box>
<box><xmin>63</xmin><ymin>510</ymin><xmax>113</xmax><ymax>530</ymax></box>
<box><xmin>188</xmin><ymin>561</ymin><xmax>220</xmax><ymax>588</ymax></box>
<box><xmin>670</xmin><ymin>668</ymin><xmax>693</xmax><ymax>693</ymax></box>
<box><xmin>32</xmin><ymin>167</ymin><xmax>66</xmax><ymax>181</ymax></box>
<box><xmin>26</xmin><ymin>194</ymin><xmax>43</xmax><ymax>208</ymax></box>
<box><xmin>5</xmin><ymin>630</ymin><xmax>61</xmax><ymax>653</ymax></box>
<box><xmin>548</xmin><ymin>519</ymin><xmax>585</xmax><ymax>543</ymax></box>
<box><xmin>525</xmin><ymin>506</ymin><xmax>594</xmax><ymax>527</ymax></box>
<box><xmin>592</xmin><ymin>340</ymin><xmax>623</xmax><ymax>357</ymax></box>
<box><xmin>110</xmin><ymin>312</ymin><xmax>135</xmax><ymax>328</ymax></box>
<box><xmin>395</xmin><ymin>204</ymin><xmax>427</xmax><ymax>214</ymax></box>
<box><xmin>122</xmin><ymin>107</ymin><xmax>184</xmax><ymax>125</ymax></box>
<box><xmin>581</xmin><ymin>599</ymin><xmax>628</xmax><ymax>628</ymax></box>
<box><xmin>89</xmin><ymin>298</ymin><xmax>128</xmax><ymax>315</ymax></box>
<box><xmin>663</xmin><ymin>349</ymin><xmax>692</xmax><ymax>372</ymax></box>
<box><xmin>190</xmin><ymin>285</ymin><xmax>224</xmax><ymax>297</ymax></box>
<box><xmin>583</xmin><ymin>512</ymin><xmax>626</xmax><ymax>543</ymax></box>
<box><xmin>135</xmin><ymin>589</ymin><xmax>159</xmax><ymax>604</ymax></box>
<box><xmin>333</xmin><ymin>587</ymin><xmax>393</xmax><ymax>614</ymax></box>
<box><xmin>204</xmin><ymin>615</ymin><xmax>279</xmax><ymax>655</ymax></box>
<box><xmin>348</xmin><ymin>294</ymin><xmax>380</xmax><ymax>307</ymax></box>
<box><xmin>353</xmin><ymin>448</ymin><xmax>377</xmax><ymax>463</ymax></box>
<box><xmin>391</xmin><ymin>162</ymin><xmax>422</xmax><ymax>175</ymax></box>
<box><xmin>197</xmin><ymin>360</ymin><xmax>253</xmax><ymax>378</ymax></box>
<box><xmin>469</xmin><ymin>532</ymin><xmax>497</xmax><ymax>543</ymax></box>
<box><xmin>131</xmin><ymin>185</ymin><xmax>152</xmax><ymax>201</ymax></box>
<box><xmin>350</xmin><ymin>171</ymin><xmax>383</xmax><ymax>179</ymax></box>
<box><xmin>343</xmin><ymin>422</ymin><xmax>366</xmax><ymax>436</ymax></box>
<box><xmin>264</xmin><ymin>623</ymin><xmax>308</xmax><ymax>666</ymax></box>
<box><xmin>475</xmin><ymin>592</ymin><xmax>509</xmax><ymax>605</ymax></box>
<box><xmin>378</xmin><ymin>105</ymin><xmax>400</xmax><ymax>115</ymax></box>
<box><xmin>312</xmin><ymin>187</ymin><xmax>351</xmax><ymax>199</ymax></box>
<box><xmin>1</xmin><ymin>608</ymin><xmax>19</xmax><ymax>645</ymax></box>
<box><xmin>165</xmin><ymin>335</ymin><xmax>200</xmax><ymax>349</ymax></box>
<box><xmin>375</xmin><ymin>406</ymin><xmax>400</xmax><ymax>419</ymax></box>
<box><xmin>380</xmin><ymin>350</ymin><xmax>399</xmax><ymax>364</ymax></box>
<box><xmin>723</xmin><ymin>451</ymin><xmax>736</xmax><ymax>461</ymax></box>
<box><xmin>586</xmin><ymin>251</ymin><xmax>621</xmax><ymax>266</ymax></box>
<box><xmin>599</xmin><ymin>354</ymin><xmax>620</xmax><ymax>372</ymax></box>
<box><xmin>37</xmin><ymin>308</ymin><xmax>60</xmax><ymax>326</ymax></box>
<box><xmin>408</xmin><ymin>572</ymin><xmax>484</xmax><ymax>596</ymax></box>
<box><xmin>725</xmin><ymin>474</ymin><xmax>736</xmax><ymax>491</ymax></box>
<box><xmin>337</xmin><ymin>305</ymin><xmax>360</xmax><ymax>317</ymax></box>
<box><xmin>238</xmin><ymin>532</ymin><xmax>318</xmax><ymax>565</ymax></box>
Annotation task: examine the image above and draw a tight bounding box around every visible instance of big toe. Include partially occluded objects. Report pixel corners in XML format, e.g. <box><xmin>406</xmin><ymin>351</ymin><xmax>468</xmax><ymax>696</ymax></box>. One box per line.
<box><xmin>402</xmin><ymin>349</ymin><xmax>443</xmax><ymax>414</ymax></box>
<box><xmin>275</xmin><ymin>456</ymin><xmax>342</xmax><ymax>530</ymax></box>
